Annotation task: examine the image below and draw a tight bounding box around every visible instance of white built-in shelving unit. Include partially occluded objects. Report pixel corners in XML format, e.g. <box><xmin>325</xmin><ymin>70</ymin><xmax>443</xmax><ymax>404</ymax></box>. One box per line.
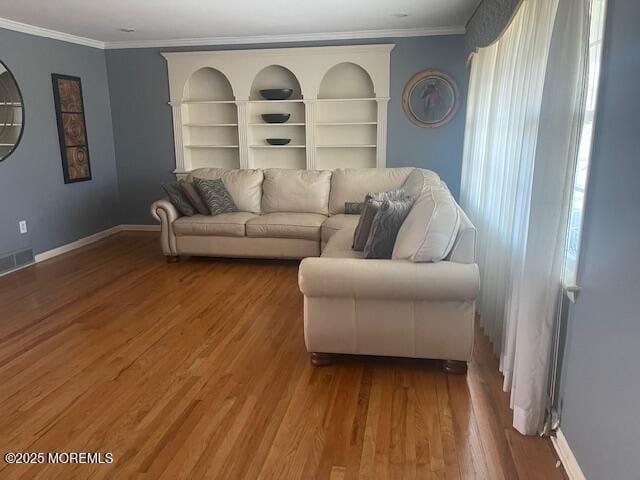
<box><xmin>247</xmin><ymin>65</ymin><xmax>307</xmax><ymax>169</ymax></box>
<box><xmin>175</xmin><ymin>67</ymin><xmax>240</xmax><ymax>169</ymax></box>
<box><xmin>0</xmin><ymin>63</ymin><xmax>23</xmax><ymax>158</ymax></box>
<box><xmin>163</xmin><ymin>44</ymin><xmax>393</xmax><ymax>175</ymax></box>
<box><xmin>0</xmin><ymin>103</ymin><xmax>22</xmax><ymax>158</ymax></box>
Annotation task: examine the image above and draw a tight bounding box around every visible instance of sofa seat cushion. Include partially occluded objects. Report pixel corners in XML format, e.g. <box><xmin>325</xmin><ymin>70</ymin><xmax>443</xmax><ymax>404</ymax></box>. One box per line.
<box><xmin>246</xmin><ymin>213</ymin><xmax>327</xmax><ymax>240</ymax></box>
<box><xmin>173</xmin><ymin>212</ymin><xmax>258</xmax><ymax>237</ymax></box>
<box><xmin>321</xmin><ymin>214</ymin><xmax>361</xmax><ymax>243</ymax></box>
<box><xmin>321</xmin><ymin>227</ymin><xmax>364</xmax><ymax>259</ymax></box>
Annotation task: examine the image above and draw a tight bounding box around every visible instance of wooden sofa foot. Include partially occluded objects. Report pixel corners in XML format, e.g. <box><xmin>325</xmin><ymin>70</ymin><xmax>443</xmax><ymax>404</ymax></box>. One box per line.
<box><xmin>443</xmin><ymin>360</ymin><xmax>468</xmax><ymax>375</ymax></box>
<box><xmin>166</xmin><ymin>255</ymin><xmax>180</xmax><ymax>263</ymax></box>
<box><xmin>310</xmin><ymin>352</ymin><xmax>334</xmax><ymax>367</ymax></box>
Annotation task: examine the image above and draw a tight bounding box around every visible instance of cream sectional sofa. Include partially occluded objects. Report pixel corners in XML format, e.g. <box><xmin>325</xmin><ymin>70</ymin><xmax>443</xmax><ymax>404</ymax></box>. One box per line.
<box><xmin>151</xmin><ymin>167</ymin><xmax>479</xmax><ymax>373</ymax></box>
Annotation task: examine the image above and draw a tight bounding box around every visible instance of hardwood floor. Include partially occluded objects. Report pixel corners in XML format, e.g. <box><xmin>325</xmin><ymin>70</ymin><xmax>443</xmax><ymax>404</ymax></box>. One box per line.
<box><xmin>0</xmin><ymin>232</ymin><xmax>566</xmax><ymax>479</ymax></box>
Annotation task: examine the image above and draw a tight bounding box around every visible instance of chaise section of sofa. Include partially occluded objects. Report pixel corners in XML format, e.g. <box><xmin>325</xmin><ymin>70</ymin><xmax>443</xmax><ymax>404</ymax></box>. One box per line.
<box><xmin>299</xmin><ymin>210</ymin><xmax>479</xmax><ymax>371</ymax></box>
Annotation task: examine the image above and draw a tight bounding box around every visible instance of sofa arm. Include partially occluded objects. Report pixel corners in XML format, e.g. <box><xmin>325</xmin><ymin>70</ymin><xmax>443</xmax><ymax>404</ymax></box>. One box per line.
<box><xmin>150</xmin><ymin>199</ymin><xmax>179</xmax><ymax>255</ymax></box>
<box><xmin>299</xmin><ymin>258</ymin><xmax>479</xmax><ymax>301</ymax></box>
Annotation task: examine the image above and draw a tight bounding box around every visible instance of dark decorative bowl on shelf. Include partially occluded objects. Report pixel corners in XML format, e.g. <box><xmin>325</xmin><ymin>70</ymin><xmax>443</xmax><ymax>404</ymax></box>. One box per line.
<box><xmin>266</xmin><ymin>138</ymin><xmax>291</xmax><ymax>146</ymax></box>
<box><xmin>261</xmin><ymin>113</ymin><xmax>291</xmax><ymax>123</ymax></box>
<box><xmin>260</xmin><ymin>88</ymin><xmax>293</xmax><ymax>100</ymax></box>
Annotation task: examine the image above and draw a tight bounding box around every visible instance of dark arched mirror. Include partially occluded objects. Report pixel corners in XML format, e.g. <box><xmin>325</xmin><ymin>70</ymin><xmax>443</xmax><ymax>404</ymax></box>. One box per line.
<box><xmin>0</xmin><ymin>61</ymin><xmax>24</xmax><ymax>161</ymax></box>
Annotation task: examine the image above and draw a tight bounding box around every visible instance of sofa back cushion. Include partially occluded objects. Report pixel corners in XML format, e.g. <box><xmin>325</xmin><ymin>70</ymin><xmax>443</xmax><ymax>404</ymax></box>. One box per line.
<box><xmin>447</xmin><ymin>207</ymin><xmax>477</xmax><ymax>264</ymax></box>
<box><xmin>392</xmin><ymin>186</ymin><xmax>460</xmax><ymax>263</ymax></box>
<box><xmin>262</xmin><ymin>169</ymin><xmax>332</xmax><ymax>215</ymax></box>
<box><xmin>402</xmin><ymin>168</ymin><xmax>442</xmax><ymax>198</ymax></box>
<box><xmin>329</xmin><ymin>168</ymin><xmax>414</xmax><ymax>215</ymax></box>
<box><xmin>188</xmin><ymin>168</ymin><xmax>263</xmax><ymax>214</ymax></box>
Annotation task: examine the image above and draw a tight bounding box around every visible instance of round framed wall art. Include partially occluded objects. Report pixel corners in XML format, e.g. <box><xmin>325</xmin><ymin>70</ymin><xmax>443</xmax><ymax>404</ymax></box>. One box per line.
<box><xmin>402</xmin><ymin>70</ymin><xmax>459</xmax><ymax>128</ymax></box>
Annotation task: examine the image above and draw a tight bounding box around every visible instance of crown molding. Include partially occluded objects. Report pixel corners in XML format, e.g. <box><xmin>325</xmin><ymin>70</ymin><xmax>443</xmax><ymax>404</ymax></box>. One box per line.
<box><xmin>161</xmin><ymin>44</ymin><xmax>396</xmax><ymax>59</ymax></box>
<box><xmin>0</xmin><ymin>17</ymin><xmax>465</xmax><ymax>51</ymax></box>
<box><xmin>105</xmin><ymin>26</ymin><xmax>466</xmax><ymax>50</ymax></box>
<box><xmin>0</xmin><ymin>17</ymin><xmax>105</xmax><ymax>49</ymax></box>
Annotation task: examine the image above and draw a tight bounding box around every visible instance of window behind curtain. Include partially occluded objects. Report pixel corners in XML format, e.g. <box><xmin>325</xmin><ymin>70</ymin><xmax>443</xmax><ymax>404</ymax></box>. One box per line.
<box><xmin>564</xmin><ymin>0</ymin><xmax>608</xmax><ymax>290</ymax></box>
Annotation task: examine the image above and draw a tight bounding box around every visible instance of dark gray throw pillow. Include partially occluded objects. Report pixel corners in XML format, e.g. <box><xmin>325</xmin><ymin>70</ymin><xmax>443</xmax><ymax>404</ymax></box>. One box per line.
<box><xmin>353</xmin><ymin>188</ymin><xmax>408</xmax><ymax>251</ymax></box>
<box><xmin>352</xmin><ymin>200</ymin><xmax>382</xmax><ymax>250</ymax></box>
<box><xmin>363</xmin><ymin>197</ymin><xmax>414</xmax><ymax>259</ymax></box>
<box><xmin>193</xmin><ymin>178</ymin><xmax>238</xmax><ymax>216</ymax></box>
<box><xmin>181</xmin><ymin>180</ymin><xmax>209</xmax><ymax>215</ymax></box>
<box><xmin>161</xmin><ymin>181</ymin><xmax>197</xmax><ymax>216</ymax></box>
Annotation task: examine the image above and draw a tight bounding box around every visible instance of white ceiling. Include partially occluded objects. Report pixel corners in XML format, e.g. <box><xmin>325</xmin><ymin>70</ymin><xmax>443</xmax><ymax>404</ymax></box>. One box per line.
<box><xmin>0</xmin><ymin>0</ymin><xmax>479</xmax><ymax>49</ymax></box>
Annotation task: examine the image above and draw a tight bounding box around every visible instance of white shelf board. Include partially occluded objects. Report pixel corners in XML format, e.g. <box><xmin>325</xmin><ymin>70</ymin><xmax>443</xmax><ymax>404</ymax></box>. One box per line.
<box><xmin>249</xmin><ymin>99</ymin><xmax>304</xmax><ymax>104</ymax></box>
<box><xmin>0</xmin><ymin>123</ymin><xmax>22</xmax><ymax>127</ymax></box>
<box><xmin>316</xmin><ymin>121</ymin><xmax>377</xmax><ymax>126</ymax></box>
<box><xmin>0</xmin><ymin>102</ymin><xmax>22</xmax><ymax>106</ymax></box>
<box><xmin>249</xmin><ymin>123</ymin><xmax>305</xmax><ymax>126</ymax></box>
<box><xmin>185</xmin><ymin>144</ymin><xmax>239</xmax><ymax>149</ymax></box>
<box><xmin>316</xmin><ymin>98</ymin><xmax>378</xmax><ymax>102</ymax></box>
<box><xmin>250</xmin><ymin>145</ymin><xmax>306</xmax><ymax>149</ymax></box>
<box><xmin>317</xmin><ymin>144</ymin><xmax>376</xmax><ymax>148</ymax></box>
<box><xmin>0</xmin><ymin>143</ymin><xmax>16</xmax><ymax>147</ymax></box>
<box><xmin>184</xmin><ymin>123</ymin><xmax>238</xmax><ymax>127</ymax></box>
<box><xmin>172</xmin><ymin>100</ymin><xmax>236</xmax><ymax>105</ymax></box>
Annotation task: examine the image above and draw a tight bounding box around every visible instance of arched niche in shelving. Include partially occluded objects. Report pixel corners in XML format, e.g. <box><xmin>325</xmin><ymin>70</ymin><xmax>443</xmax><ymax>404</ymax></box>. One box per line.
<box><xmin>249</xmin><ymin>65</ymin><xmax>303</xmax><ymax>100</ymax></box>
<box><xmin>318</xmin><ymin>62</ymin><xmax>375</xmax><ymax>99</ymax></box>
<box><xmin>316</xmin><ymin>62</ymin><xmax>378</xmax><ymax>170</ymax></box>
<box><xmin>181</xmin><ymin>68</ymin><xmax>239</xmax><ymax>171</ymax></box>
<box><xmin>182</xmin><ymin>67</ymin><xmax>235</xmax><ymax>102</ymax></box>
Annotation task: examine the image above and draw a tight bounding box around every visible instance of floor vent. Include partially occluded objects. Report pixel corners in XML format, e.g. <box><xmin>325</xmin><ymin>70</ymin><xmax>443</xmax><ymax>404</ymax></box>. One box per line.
<box><xmin>0</xmin><ymin>248</ymin><xmax>34</xmax><ymax>275</ymax></box>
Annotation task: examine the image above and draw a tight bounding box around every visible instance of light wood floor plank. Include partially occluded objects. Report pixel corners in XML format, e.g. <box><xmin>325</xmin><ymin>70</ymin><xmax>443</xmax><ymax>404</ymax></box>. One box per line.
<box><xmin>0</xmin><ymin>232</ymin><xmax>567</xmax><ymax>479</ymax></box>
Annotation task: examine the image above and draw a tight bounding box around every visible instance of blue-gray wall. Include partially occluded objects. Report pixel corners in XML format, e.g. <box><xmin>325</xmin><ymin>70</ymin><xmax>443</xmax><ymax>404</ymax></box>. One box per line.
<box><xmin>0</xmin><ymin>28</ymin><xmax>119</xmax><ymax>257</ymax></box>
<box><xmin>0</xmin><ymin>31</ymin><xmax>467</xmax><ymax>255</ymax></box>
<box><xmin>557</xmin><ymin>0</ymin><xmax>640</xmax><ymax>478</ymax></box>
<box><xmin>106</xmin><ymin>36</ymin><xmax>469</xmax><ymax>225</ymax></box>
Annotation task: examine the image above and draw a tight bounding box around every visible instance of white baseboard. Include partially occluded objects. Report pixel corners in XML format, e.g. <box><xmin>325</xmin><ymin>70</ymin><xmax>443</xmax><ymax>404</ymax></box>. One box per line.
<box><xmin>552</xmin><ymin>428</ymin><xmax>586</xmax><ymax>480</ymax></box>
<box><xmin>33</xmin><ymin>224</ymin><xmax>159</xmax><ymax>264</ymax></box>
<box><xmin>34</xmin><ymin>226</ymin><xmax>122</xmax><ymax>263</ymax></box>
<box><xmin>120</xmin><ymin>224</ymin><xmax>161</xmax><ymax>232</ymax></box>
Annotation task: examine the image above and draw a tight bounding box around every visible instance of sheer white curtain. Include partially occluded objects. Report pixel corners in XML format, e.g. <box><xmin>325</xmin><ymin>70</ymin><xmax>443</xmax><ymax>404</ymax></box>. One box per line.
<box><xmin>461</xmin><ymin>0</ymin><xmax>589</xmax><ymax>434</ymax></box>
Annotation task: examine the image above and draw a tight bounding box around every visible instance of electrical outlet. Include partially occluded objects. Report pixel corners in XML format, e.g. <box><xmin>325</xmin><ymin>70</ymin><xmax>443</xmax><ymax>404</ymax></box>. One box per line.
<box><xmin>19</xmin><ymin>220</ymin><xmax>27</xmax><ymax>234</ymax></box>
